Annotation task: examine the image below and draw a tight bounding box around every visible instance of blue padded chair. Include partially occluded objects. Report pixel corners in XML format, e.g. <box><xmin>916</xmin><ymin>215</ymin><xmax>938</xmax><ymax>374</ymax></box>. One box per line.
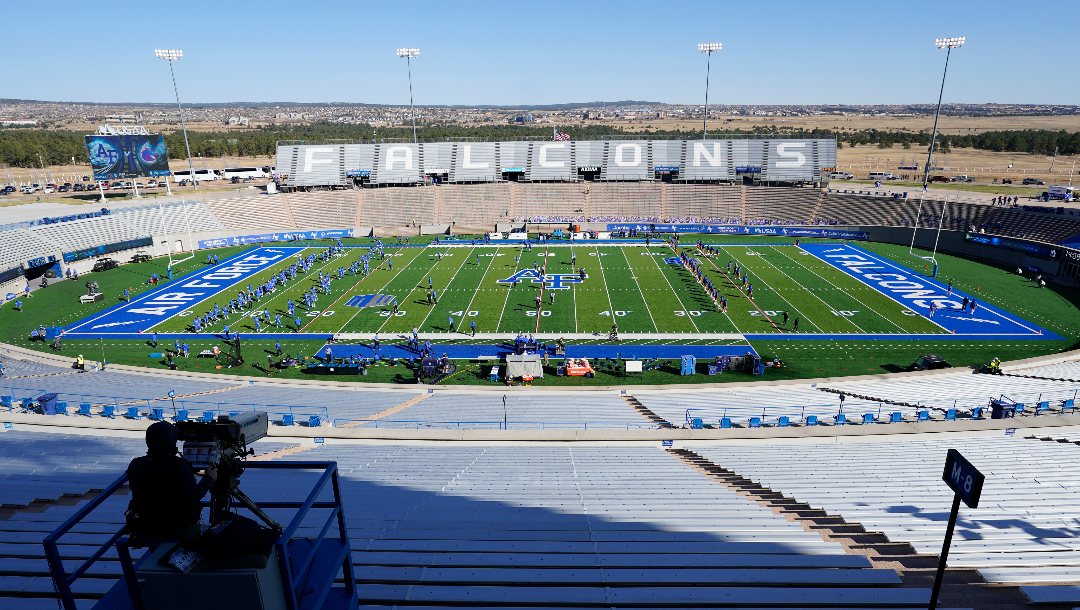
<box><xmin>749</xmin><ymin>417</ymin><xmax>762</xmax><ymax>429</ymax></box>
<box><xmin>805</xmin><ymin>415</ymin><xmax>819</xmax><ymax>426</ymax></box>
<box><xmin>76</xmin><ymin>403</ymin><xmax>92</xmax><ymax>417</ymax></box>
<box><xmin>307</xmin><ymin>414</ymin><xmax>322</xmax><ymax>427</ymax></box>
<box><xmin>201</xmin><ymin>410</ymin><xmax>216</xmax><ymax>423</ymax></box>
<box><xmin>862</xmin><ymin>413</ymin><xmax>875</xmax><ymax>424</ymax></box>
<box><xmin>917</xmin><ymin>410</ymin><xmax>930</xmax><ymax>422</ymax></box>
<box><xmin>945</xmin><ymin>408</ymin><xmax>957</xmax><ymax>421</ymax></box>
<box><xmin>0</xmin><ymin>396</ymin><xmax>12</xmax><ymax>410</ymax></box>
<box><xmin>1036</xmin><ymin>401</ymin><xmax>1050</xmax><ymax>414</ymax></box>
<box><xmin>281</xmin><ymin>413</ymin><xmax>295</xmax><ymax>427</ymax></box>
<box><xmin>971</xmin><ymin>406</ymin><xmax>984</xmax><ymax>419</ymax></box>
<box><xmin>125</xmin><ymin>406</ymin><xmax>141</xmax><ymax>420</ymax></box>
<box><xmin>834</xmin><ymin>413</ymin><xmax>847</xmax><ymax>425</ymax></box>
<box><xmin>175</xmin><ymin>409</ymin><xmax>189</xmax><ymax>422</ymax></box>
<box><xmin>690</xmin><ymin>417</ymin><xmax>704</xmax><ymax>429</ymax></box>
<box><xmin>1063</xmin><ymin>398</ymin><xmax>1076</xmax><ymax>413</ymax></box>
<box><xmin>719</xmin><ymin>417</ymin><xmax>731</xmax><ymax>429</ymax></box>
<box><xmin>55</xmin><ymin>401</ymin><xmax>68</xmax><ymax>415</ymax></box>
<box><xmin>102</xmin><ymin>405</ymin><xmax>116</xmax><ymax>418</ymax></box>
<box><xmin>149</xmin><ymin>407</ymin><xmax>165</xmax><ymax>421</ymax></box>
<box><xmin>777</xmin><ymin>416</ymin><xmax>790</xmax><ymax>427</ymax></box>
<box><xmin>889</xmin><ymin>412</ymin><xmax>903</xmax><ymax>423</ymax></box>
<box><xmin>1014</xmin><ymin>403</ymin><xmax>1026</xmax><ymax>415</ymax></box>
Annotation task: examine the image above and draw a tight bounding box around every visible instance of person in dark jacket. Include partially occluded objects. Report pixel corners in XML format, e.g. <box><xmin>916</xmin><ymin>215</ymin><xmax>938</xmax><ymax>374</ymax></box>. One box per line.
<box><xmin>127</xmin><ymin>421</ymin><xmax>216</xmax><ymax>543</ymax></box>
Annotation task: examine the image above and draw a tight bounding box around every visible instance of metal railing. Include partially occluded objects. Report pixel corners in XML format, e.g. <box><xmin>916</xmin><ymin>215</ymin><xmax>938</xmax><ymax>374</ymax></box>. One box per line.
<box><xmin>44</xmin><ymin>461</ymin><xmax>354</xmax><ymax>610</ymax></box>
<box><xmin>331</xmin><ymin>418</ymin><xmax>659</xmax><ymax>431</ymax></box>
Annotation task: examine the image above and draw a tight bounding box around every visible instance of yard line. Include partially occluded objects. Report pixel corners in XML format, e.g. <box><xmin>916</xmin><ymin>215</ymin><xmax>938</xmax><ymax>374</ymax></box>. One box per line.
<box><xmin>334</xmin><ymin>247</ymin><xmax>426</xmax><ymax>333</ymax></box>
<box><xmin>716</xmin><ymin>245</ymin><xmax>823</xmax><ymax>332</ymax></box>
<box><xmin>460</xmin><ymin>247</ymin><xmax>501</xmax><ymax>326</ymax></box>
<box><xmin>415</xmin><ymin>246</ymin><xmax>475</xmax><ymax>333</ymax></box>
<box><xmin>569</xmin><ymin>243</ymin><xmax>579</xmax><ymax>333</ymax></box>
<box><xmin>492</xmin><ymin>242</ymin><xmax>529</xmax><ymax>332</ymax></box>
<box><xmin>643</xmin><ymin>246</ymin><xmax>701</xmax><ymax>334</ymax></box>
<box><xmin>670</xmin><ymin>243</ymin><xmax>742</xmax><ymax>332</ymax></box>
<box><xmin>770</xmin><ymin>246</ymin><xmax>908</xmax><ymax>333</ymax></box>
<box><xmin>591</xmin><ymin>245</ymin><xmax>618</xmax><ymax>325</ymax></box>
<box><xmin>742</xmin><ymin>246</ymin><xmax>864</xmax><ymax>333</ymax></box>
<box><xmin>308</xmin><ymin>249</ymin><xmax>398</xmax><ymax>333</ymax></box>
<box><xmin>373</xmin><ymin>247</ymin><xmax>453</xmax><ymax>335</ymax></box>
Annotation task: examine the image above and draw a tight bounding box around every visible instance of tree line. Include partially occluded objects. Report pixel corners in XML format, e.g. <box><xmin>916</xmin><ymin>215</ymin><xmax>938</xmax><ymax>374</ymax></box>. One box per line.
<box><xmin>0</xmin><ymin>123</ymin><xmax>1077</xmax><ymax>168</ymax></box>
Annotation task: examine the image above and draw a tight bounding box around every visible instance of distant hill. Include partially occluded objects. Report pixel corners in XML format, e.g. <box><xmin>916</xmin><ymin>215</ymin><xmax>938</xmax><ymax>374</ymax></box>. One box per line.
<box><xmin>0</xmin><ymin>98</ymin><xmax>663</xmax><ymax>110</ymax></box>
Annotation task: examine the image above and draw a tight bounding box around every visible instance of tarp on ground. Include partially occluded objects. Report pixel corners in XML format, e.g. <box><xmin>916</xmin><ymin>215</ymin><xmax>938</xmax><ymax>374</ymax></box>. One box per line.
<box><xmin>505</xmin><ymin>353</ymin><xmax>543</xmax><ymax>379</ymax></box>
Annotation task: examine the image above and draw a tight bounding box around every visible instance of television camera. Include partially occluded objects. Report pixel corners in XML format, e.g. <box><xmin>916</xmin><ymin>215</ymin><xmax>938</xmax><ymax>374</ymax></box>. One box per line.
<box><xmin>175</xmin><ymin>412</ymin><xmax>279</xmax><ymax>530</ymax></box>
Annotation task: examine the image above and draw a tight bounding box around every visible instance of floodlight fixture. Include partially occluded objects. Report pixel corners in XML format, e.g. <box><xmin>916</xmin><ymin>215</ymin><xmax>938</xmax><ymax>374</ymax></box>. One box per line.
<box><xmin>396</xmin><ymin>47</ymin><xmax>421</xmax><ymax>144</ymax></box>
<box><xmin>934</xmin><ymin>37</ymin><xmax>965</xmax><ymax>49</ymax></box>
<box><xmin>921</xmin><ymin>35</ymin><xmax>966</xmax><ymax>188</ymax></box>
<box><xmin>153</xmin><ymin>47</ymin><xmax>197</xmax><ymax>192</ymax></box>
<box><xmin>697</xmin><ymin>42</ymin><xmax>723</xmax><ymax>140</ymax></box>
<box><xmin>154</xmin><ymin>49</ymin><xmax>183</xmax><ymax>61</ymax></box>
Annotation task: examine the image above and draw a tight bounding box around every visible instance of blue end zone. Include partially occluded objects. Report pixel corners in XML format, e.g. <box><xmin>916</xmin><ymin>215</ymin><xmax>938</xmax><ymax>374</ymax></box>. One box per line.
<box><xmin>800</xmin><ymin>242</ymin><xmax>1058</xmax><ymax>339</ymax></box>
<box><xmin>64</xmin><ymin>246</ymin><xmax>305</xmax><ymax>337</ymax></box>
<box><xmin>315</xmin><ymin>343</ymin><xmax>757</xmax><ymax>361</ymax></box>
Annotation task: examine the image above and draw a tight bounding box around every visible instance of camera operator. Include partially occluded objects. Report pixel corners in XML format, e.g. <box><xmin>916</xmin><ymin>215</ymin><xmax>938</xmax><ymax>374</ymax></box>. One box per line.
<box><xmin>127</xmin><ymin>421</ymin><xmax>217</xmax><ymax>544</ymax></box>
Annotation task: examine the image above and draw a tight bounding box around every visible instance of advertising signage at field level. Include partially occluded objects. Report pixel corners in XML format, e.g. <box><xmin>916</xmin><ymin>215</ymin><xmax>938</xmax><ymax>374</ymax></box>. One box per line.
<box><xmin>964</xmin><ymin>232</ymin><xmax>1058</xmax><ymax>260</ymax></box>
<box><xmin>197</xmin><ymin>229</ymin><xmax>354</xmax><ymax>249</ymax></box>
<box><xmin>605</xmin><ymin>224</ymin><xmax>869</xmax><ymax>240</ymax></box>
<box><xmin>85</xmin><ymin>134</ymin><xmax>171</xmax><ymax>180</ymax></box>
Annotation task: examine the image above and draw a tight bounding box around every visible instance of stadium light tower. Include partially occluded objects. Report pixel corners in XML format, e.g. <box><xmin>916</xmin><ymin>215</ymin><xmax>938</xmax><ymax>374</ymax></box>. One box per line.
<box><xmin>697</xmin><ymin>42</ymin><xmax>722</xmax><ymax>140</ymax></box>
<box><xmin>922</xmin><ymin>37</ymin><xmax>965</xmax><ymax>189</ymax></box>
<box><xmin>153</xmin><ymin>48</ymin><xmax>197</xmax><ymax>191</ymax></box>
<box><xmin>396</xmin><ymin>47</ymin><xmax>421</xmax><ymax>145</ymax></box>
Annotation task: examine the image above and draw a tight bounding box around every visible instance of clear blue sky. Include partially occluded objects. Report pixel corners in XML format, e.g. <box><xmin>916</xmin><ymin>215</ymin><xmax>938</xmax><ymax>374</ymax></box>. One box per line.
<box><xmin>6</xmin><ymin>0</ymin><xmax>1077</xmax><ymax>105</ymax></box>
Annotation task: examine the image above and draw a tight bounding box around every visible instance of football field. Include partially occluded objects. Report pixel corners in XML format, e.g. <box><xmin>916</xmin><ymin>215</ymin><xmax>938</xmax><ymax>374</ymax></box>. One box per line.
<box><xmin>62</xmin><ymin>241</ymin><xmax>1053</xmax><ymax>341</ymax></box>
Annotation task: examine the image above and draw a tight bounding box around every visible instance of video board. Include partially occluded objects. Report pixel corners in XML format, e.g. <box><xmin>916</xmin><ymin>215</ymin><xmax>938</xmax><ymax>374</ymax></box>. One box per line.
<box><xmin>85</xmin><ymin>134</ymin><xmax>171</xmax><ymax>180</ymax></box>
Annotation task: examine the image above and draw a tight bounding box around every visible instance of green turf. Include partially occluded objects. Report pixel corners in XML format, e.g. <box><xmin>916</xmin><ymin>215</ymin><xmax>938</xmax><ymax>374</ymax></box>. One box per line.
<box><xmin>2</xmin><ymin>234</ymin><xmax>1078</xmax><ymax>387</ymax></box>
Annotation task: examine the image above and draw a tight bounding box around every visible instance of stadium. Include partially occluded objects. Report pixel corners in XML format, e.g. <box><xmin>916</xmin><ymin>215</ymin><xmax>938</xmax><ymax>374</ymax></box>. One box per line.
<box><xmin>4</xmin><ymin>20</ymin><xmax>1080</xmax><ymax>610</ymax></box>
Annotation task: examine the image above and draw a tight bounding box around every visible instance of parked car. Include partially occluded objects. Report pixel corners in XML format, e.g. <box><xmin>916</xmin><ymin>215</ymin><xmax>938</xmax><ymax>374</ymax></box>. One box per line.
<box><xmin>43</xmin><ymin>185</ymin><xmax>56</xmax><ymax>194</ymax></box>
<box><xmin>950</xmin><ymin>175</ymin><xmax>974</xmax><ymax>183</ymax></box>
<box><xmin>910</xmin><ymin>354</ymin><xmax>951</xmax><ymax>371</ymax></box>
<box><xmin>57</xmin><ymin>185</ymin><xmax>69</xmax><ymax>192</ymax></box>
<box><xmin>828</xmin><ymin>171</ymin><xmax>854</xmax><ymax>180</ymax></box>
<box><xmin>929</xmin><ymin>175</ymin><xmax>951</xmax><ymax>183</ymax></box>
<box><xmin>129</xmin><ymin>252</ymin><xmax>152</xmax><ymax>263</ymax></box>
<box><xmin>91</xmin><ymin>258</ymin><xmax>119</xmax><ymax>272</ymax></box>
<box><xmin>81</xmin><ymin>176</ymin><xmax>91</xmax><ymax>182</ymax></box>
<box><xmin>72</xmin><ymin>184</ymin><xmax>85</xmax><ymax>192</ymax></box>
<box><xmin>1023</xmin><ymin>178</ymin><xmax>1046</xmax><ymax>185</ymax></box>
<box><xmin>146</xmin><ymin>180</ymin><xmax>158</xmax><ymax>188</ymax></box>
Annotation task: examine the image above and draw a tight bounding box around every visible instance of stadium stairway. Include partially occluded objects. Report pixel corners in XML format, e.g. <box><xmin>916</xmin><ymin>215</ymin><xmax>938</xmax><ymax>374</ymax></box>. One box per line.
<box><xmin>668</xmin><ymin>447</ymin><xmax>1035</xmax><ymax>610</ymax></box>
<box><xmin>621</xmin><ymin>393</ymin><xmax>675</xmax><ymax>428</ymax></box>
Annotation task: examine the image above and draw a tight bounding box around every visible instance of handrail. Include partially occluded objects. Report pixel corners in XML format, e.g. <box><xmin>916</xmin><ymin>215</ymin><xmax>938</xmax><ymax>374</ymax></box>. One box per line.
<box><xmin>330</xmin><ymin>417</ymin><xmax>659</xmax><ymax>430</ymax></box>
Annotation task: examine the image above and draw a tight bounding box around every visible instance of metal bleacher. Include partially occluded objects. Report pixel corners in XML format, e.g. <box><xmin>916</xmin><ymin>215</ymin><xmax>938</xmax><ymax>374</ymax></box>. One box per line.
<box><xmin>693</xmin><ymin>430</ymin><xmax>1080</xmax><ymax>605</ymax></box>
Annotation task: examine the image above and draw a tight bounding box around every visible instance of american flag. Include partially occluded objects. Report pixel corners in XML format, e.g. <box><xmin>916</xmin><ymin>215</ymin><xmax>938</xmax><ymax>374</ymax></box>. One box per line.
<box><xmin>553</xmin><ymin>128</ymin><xmax>570</xmax><ymax>141</ymax></box>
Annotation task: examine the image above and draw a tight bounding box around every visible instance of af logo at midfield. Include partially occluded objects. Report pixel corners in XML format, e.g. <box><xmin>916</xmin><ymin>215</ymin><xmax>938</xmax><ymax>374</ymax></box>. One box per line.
<box><xmin>497</xmin><ymin>269</ymin><xmax>586</xmax><ymax>290</ymax></box>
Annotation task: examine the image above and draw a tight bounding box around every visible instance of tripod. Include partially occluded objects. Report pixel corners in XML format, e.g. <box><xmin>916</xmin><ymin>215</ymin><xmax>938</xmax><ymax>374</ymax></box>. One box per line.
<box><xmin>208</xmin><ymin>460</ymin><xmax>280</xmax><ymax>531</ymax></box>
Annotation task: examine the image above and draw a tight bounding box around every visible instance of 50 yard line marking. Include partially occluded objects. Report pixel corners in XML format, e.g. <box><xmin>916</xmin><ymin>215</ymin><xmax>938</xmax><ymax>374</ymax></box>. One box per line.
<box><xmin>772</xmin><ymin>246</ymin><xmax>908</xmax><ymax>333</ymax></box>
<box><xmin>373</xmin><ymin>247</ymin><xmax>453</xmax><ymax>335</ymax></box>
<box><xmin>331</xmin><ymin>247</ymin><xmax>424</xmax><ymax>333</ymax></box>
<box><xmin>460</xmin><ymin>246</ymin><xmax>501</xmax><ymax>331</ymax></box>
<box><xmin>303</xmin><ymin>248</ymin><xmax>396</xmax><ymax>333</ymax></box>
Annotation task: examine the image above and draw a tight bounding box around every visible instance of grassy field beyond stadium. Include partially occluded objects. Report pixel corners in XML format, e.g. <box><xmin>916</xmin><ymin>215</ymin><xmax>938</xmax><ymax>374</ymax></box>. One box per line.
<box><xmin>2</xmin><ymin>235</ymin><xmax>1079</xmax><ymax>385</ymax></box>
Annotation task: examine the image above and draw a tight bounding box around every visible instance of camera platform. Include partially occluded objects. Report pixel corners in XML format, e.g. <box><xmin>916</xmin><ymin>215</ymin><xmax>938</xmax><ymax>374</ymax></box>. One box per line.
<box><xmin>45</xmin><ymin>461</ymin><xmax>359</xmax><ymax>610</ymax></box>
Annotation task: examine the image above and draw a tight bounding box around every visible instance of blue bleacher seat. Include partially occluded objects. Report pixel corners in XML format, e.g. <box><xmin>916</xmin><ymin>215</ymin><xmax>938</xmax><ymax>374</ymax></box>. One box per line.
<box><xmin>749</xmin><ymin>417</ymin><xmax>762</xmax><ymax>428</ymax></box>
<box><xmin>945</xmin><ymin>408</ymin><xmax>957</xmax><ymax>421</ymax></box>
<box><xmin>719</xmin><ymin>417</ymin><xmax>731</xmax><ymax>429</ymax></box>
<box><xmin>175</xmin><ymin>409</ymin><xmax>189</xmax><ymax>422</ymax></box>
<box><xmin>0</xmin><ymin>396</ymin><xmax>12</xmax><ymax>410</ymax></box>
<box><xmin>282</xmin><ymin>413</ymin><xmax>295</xmax><ymax>427</ymax></box>
<box><xmin>76</xmin><ymin>403</ymin><xmax>92</xmax><ymax>417</ymax></box>
<box><xmin>307</xmin><ymin>414</ymin><xmax>322</xmax><ymax>427</ymax></box>
<box><xmin>834</xmin><ymin>413</ymin><xmax>847</xmax><ymax>425</ymax></box>
<box><xmin>102</xmin><ymin>405</ymin><xmax>115</xmax><ymax>418</ymax></box>
<box><xmin>889</xmin><ymin>412</ymin><xmax>903</xmax><ymax>423</ymax></box>
<box><xmin>1014</xmin><ymin>403</ymin><xmax>1026</xmax><ymax>415</ymax></box>
<box><xmin>1064</xmin><ymin>398</ymin><xmax>1076</xmax><ymax>412</ymax></box>
<box><xmin>971</xmin><ymin>406</ymin><xmax>984</xmax><ymax>419</ymax></box>
<box><xmin>201</xmin><ymin>410</ymin><xmax>215</xmax><ymax>423</ymax></box>
<box><xmin>690</xmin><ymin>417</ymin><xmax>704</xmax><ymax>429</ymax></box>
<box><xmin>917</xmin><ymin>410</ymin><xmax>929</xmax><ymax>422</ymax></box>
<box><xmin>1036</xmin><ymin>401</ymin><xmax>1050</xmax><ymax>414</ymax></box>
<box><xmin>149</xmin><ymin>407</ymin><xmax>165</xmax><ymax>421</ymax></box>
<box><xmin>777</xmin><ymin>416</ymin><xmax>790</xmax><ymax>427</ymax></box>
<box><xmin>55</xmin><ymin>401</ymin><xmax>68</xmax><ymax>415</ymax></box>
<box><xmin>805</xmin><ymin>415</ymin><xmax>818</xmax><ymax>426</ymax></box>
<box><xmin>125</xmin><ymin>406</ymin><xmax>141</xmax><ymax>419</ymax></box>
<box><xmin>861</xmin><ymin>413</ymin><xmax>875</xmax><ymax>424</ymax></box>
